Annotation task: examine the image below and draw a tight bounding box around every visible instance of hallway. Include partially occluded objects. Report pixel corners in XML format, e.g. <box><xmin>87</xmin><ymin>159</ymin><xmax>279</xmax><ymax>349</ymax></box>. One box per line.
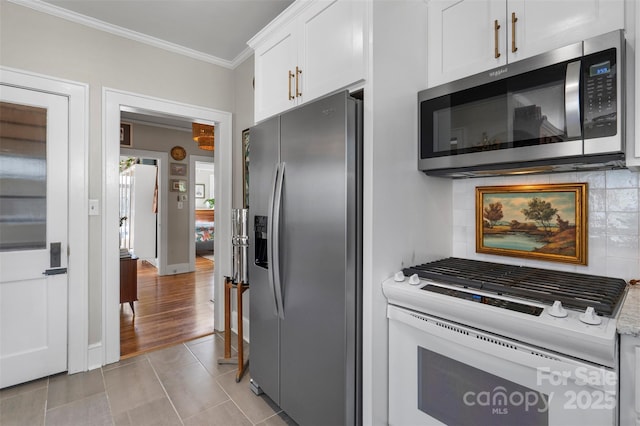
<box><xmin>120</xmin><ymin>256</ymin><xmax>215</xmax><ymax>358</ymax></box>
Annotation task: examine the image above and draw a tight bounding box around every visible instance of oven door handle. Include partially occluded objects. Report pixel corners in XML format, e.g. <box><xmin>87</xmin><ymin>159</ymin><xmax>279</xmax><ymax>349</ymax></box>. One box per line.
<box><xmin>565</xmin><ymin>60</ymin><xmax>582</xmax><ymax>139</ymax></box>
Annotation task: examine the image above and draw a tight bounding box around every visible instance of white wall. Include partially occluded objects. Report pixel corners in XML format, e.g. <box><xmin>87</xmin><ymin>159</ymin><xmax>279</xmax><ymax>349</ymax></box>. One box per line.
<box><xmin>364</xmin><ymin>2</ymin><xmax>452</xmax><ymax>424</ymax></box>
<box><xmin>195</xmin><ymin>163</ymin><xmax>215</xmax><ymax>210</ymax></box>
<box><xmin>452</xmin><ymin>169</ymin><xmax>640</xmax><ymax>279</ymax></box>
<box><xmin>0</xmin><ymin>1</ymin><xmax>235</xmax><ymax>348</ymax></box>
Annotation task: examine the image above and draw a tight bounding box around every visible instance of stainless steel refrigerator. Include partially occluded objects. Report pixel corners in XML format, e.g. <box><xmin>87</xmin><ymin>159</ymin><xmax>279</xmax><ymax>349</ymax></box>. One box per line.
<box><xmin>248</xmin><ymin>90</ymin><xmax>362</xmax><ymax>426</ymax></box>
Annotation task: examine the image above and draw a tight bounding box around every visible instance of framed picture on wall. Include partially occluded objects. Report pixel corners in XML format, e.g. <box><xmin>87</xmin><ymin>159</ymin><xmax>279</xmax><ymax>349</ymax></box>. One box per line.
<box><xmin>170</xmin><ymin>179</ymin><xmax>186</xmax><ymax>193</ymax></box>
<box><xmin>120</xmin><ymin>122</ymin><xmax>132</xmax><ymax>147</ymax></box>
<box><xmin>242</xmin><ymin>128</ymin><xmax>250</xmax><ymax>208</ymax></box>
<box><xmin>476</xmin><ymin>183</ymin><xmax>587</xmax><ymax>265</ymax></box>
<box><xmin>170</xmin><ymin>162</ymin><xmax>187</xmax><ymax>176</ymax></box>
<box><xmin>195</xmin><ymin>184</ymin><xmax>205</xmax><ymax>199</ymax></box>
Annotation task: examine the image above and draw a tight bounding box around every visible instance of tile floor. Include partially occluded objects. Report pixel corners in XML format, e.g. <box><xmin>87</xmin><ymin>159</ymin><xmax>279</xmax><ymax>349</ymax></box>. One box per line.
<box><xmin>0</xmin><ymin>333</ymin><xmax>297</xmax><ymax>426</ymax></box>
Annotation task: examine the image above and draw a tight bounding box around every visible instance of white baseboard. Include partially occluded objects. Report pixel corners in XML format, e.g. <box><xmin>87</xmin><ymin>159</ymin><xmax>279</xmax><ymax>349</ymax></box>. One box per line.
<box><xmin>164</xmin><ymin>263</ymin><xmax>191</xmax><ymax>275</ymax></box>
<box><xmin>230</xmin><ymin>310</ymin><xmax>250</xmax><ymax>344</ymax></box>
<box><xmin>87</xmin><ymin>342</ymin><xmax>103</xmax><ymax>370</ymax></box>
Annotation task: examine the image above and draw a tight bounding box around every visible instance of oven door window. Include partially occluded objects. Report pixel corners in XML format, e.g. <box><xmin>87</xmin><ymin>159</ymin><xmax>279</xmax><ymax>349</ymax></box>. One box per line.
<box><xmin>420</xmin><ymin>61</ymin><xmax>578</xmax><ymax>159</ymax></box>
<box><xmin>418</xmin><ymin>347</ymin><xmax>549</xmax><ymax>426</ymax></box>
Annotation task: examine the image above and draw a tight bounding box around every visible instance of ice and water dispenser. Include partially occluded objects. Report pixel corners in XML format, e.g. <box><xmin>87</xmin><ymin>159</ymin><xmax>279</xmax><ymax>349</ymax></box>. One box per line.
<box><xmin>254</xmin><ymin>215</ymin><xmax>268</xmax><ymax>269</ymax></box>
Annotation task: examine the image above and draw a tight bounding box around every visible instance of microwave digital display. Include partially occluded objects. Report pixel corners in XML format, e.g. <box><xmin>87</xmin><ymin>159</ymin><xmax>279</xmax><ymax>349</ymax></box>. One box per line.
<box><xmin>589</xmin><ymin>61</ymin><xmax>611</xmax><ymax>77</ymax></box>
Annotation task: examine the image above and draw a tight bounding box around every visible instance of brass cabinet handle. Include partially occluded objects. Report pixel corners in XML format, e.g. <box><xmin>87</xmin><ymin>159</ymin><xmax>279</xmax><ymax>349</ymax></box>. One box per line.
<box><xmin>494</xmin><ymin>20</ymin><xmax>501</xmax><ymax>58</ymax></box>
<box><xmin>295</xmin><ymin>66</ymin><xmax>302</xmax><ymax>97</ymax></box>
<box><xmin>511</xmin><ymin>12</ymin><xmax>518</xmax><ymax>53</ymax></box>
<box><xmin>288</xmin><ymin>70</ymin><xmax>295</xmax><ymax>100</ymax></box>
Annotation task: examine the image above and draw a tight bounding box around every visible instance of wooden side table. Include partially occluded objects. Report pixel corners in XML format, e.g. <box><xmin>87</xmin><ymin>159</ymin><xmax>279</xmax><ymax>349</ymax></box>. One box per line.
<box><xmin>120</xmin><ymin>256</ymin><xmax>138</xmax><ymax>314</ymax></box>
<box><xmin>218</xmin><ymin>276</ymin><xmax>249</xmax><ymax>382</ymax></box>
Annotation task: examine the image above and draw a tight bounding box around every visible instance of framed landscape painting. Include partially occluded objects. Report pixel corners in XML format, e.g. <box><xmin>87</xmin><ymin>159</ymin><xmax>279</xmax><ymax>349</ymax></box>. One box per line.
<box><xmin>476</xmin><ymin>183</ymin><xmax>587</xmax><ymax>265</ymax></box>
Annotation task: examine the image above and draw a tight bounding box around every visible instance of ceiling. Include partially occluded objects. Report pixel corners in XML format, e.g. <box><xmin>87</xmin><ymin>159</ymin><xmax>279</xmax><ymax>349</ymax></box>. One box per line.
<box><xmin>14</xmin><ymin>0</ymin><xmax>293</xmax><ymax>129</ymax></box>
<box><xmin>22</xmin><ymin>0</ymin><xmax>294</xmax><ymax>68</ymax></box>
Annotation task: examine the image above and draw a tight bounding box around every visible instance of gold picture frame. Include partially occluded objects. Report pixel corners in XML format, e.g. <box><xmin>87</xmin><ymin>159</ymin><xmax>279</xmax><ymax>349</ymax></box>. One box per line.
<box><xmin>476</xmin><ymin>183</ymin><xmax>587</xmax><ymax>265</ymax></box>
<box><xmin>170</xmin><ymin>162</ymin><xmax>187</xmax><ymax>176</ymax></box>
<box><xmin>120</xmin><ymin>122</ymin><xmax>132</xmax><ymax>147</ymax></box>
<box><xmin>170</xmin><ymin>179</ymin><xmax>186</xmax><ymax>193</ymax></box>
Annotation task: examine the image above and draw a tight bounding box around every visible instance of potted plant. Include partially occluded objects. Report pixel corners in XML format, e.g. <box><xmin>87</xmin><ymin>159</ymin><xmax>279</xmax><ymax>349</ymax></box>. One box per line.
<box><xmin>205</xmin><ymin>198</ymin><xmax>215</xmax><ymax>209</ymax></box>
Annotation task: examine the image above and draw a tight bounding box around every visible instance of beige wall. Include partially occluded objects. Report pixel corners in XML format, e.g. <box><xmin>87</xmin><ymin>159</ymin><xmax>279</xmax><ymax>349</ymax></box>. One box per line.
<box><xmin>0</xmin><ymin>1</ymin><xmax>238</xmax><ymax>347</ymax></box>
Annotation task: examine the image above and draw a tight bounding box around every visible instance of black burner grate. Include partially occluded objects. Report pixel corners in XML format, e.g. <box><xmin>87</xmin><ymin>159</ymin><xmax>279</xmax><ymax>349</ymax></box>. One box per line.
<box><xmin>403</xmin><ymin>257</ymin><xmax>628</xmax><ymax>317</ymax></box>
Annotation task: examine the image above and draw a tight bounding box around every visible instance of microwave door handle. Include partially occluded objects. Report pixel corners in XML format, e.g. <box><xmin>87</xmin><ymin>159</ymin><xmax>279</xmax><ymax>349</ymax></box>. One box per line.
<box><xmin>565</xmin><ymin>60</ymin><xmax>582</xmax><ymax>139</ymax></box>
<box><xmin>267</xmin><ymin>163</ymin><xmax>280</xmax><ymax>317</ymax></box>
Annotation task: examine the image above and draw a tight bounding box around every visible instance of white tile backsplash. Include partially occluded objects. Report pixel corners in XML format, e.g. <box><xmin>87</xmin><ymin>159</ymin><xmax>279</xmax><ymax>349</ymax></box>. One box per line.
<box><xmin>549</xmin><ymin>172</ymin><xmax>577</xmax><ymax>183</ymax></box>
<box><xmin>589</xmin><ymin>189</ymin><xmax>607</xmax><ymax>212</ymax></box>
<box><xmin>590</xmin><ymin>212</ymin><xmax>607</xmax><ymax>236</ymax></box>
<box><xmin>606</xmin><ymin>169</ymin><xmax>639</xmax><ymax>188</ymax></box>
<box><xmin>606</xmin><ymin>189</ymin><xmax>639</xmax><ymax>212</ymax></box>
<box><xmin>577</xmin><ymin>171</ymin><xmax>606</xmax><ymax>188</ymax></box>
<box><xmin>606</xmin><ymin>234</ymin><xmax>640</xmax><ymax>259</ymax></box>
<box><xmin>452</xmin><ymin>170</ymin><xmax>640</xmax><ymax>281</ymax></box>
<box><xmin>606</xmin><ymin>212</ymin><xmax>639</xmax><ymax>234</ymax></box>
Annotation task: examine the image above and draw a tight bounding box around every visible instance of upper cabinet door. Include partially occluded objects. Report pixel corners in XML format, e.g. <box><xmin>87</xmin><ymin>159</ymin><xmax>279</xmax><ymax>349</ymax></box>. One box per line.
<box><xmin>300</xmin><ymin>0</ymin><xmax>366</xmax><ymax>102</ymax></box>
<box><xmin>508</xmin><ymin>0</ymin><xmax>624</xmax><ymax>63</ymax></box>
<box><xmin>250</xmin><ymin>0</ymin><xmax>367</xmax><ymax>123</ymax></box>
<box><xmin>427</xmin><ymin>0</ymin><xmax>624</xmax><ymax>88</ymax></box>
<box><xmin>254</xmin><ymin>26</ymin><xmax>299</xmax><ymax>123</ymax></box>
<box><xmin>427</xmin><ymin>0</ymin><xmax>505</xmax><ymax>88</ymax></box>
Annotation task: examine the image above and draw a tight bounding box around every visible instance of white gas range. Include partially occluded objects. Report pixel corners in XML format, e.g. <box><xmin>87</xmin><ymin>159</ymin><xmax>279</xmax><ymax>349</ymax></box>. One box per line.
<box><xmin>383</xmin><ymin>257</ymin><xmax>628</xmax><ymax>426</ymax></box>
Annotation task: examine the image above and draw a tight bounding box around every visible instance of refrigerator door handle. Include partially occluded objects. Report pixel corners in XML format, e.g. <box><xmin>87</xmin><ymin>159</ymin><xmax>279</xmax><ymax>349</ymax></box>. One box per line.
<box><xmin>272</xmin><ymin>162</ymin><xmax>286</xmax><ymax>320</ymax></box>
<box><xmin>267</xmin><ymin>163</ymin><xmax>281</xmax><ymax>317</ymax></box>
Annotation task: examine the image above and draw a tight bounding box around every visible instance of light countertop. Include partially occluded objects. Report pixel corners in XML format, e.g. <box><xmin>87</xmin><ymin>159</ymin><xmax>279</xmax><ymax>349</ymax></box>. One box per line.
<box><xmin>618</xmin><ymin>283</ymin><xmax>640</xmax><ymax>337</ymax></box>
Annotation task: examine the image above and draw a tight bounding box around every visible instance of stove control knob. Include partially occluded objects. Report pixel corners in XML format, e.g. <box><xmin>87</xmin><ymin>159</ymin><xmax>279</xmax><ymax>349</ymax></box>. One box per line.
<box><xmin>394</xmin><ymin>272</ymin><xmax>405</xmax><ymax>282</ymax></box>
<box><xmin>408</xmin><ymin>274</ymin><xmax>421</xmax><ymax>286</ymax></box>
<box><xmin>548</xmin><ymin>301</ymin><xmax>568</xmax><ymax>318</ymax></box>
<box><xmin>579</xmin><ymin>307</ymin><xmax>602</xmax><ymax>325</ymax></box>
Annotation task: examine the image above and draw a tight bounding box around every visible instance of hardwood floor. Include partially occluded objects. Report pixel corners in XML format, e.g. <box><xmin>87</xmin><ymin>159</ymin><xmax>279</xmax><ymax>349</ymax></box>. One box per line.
<box><xmin>120</xmin><ymin>256</ymin><xmax>215</xmax><ymax>358</ymax></box>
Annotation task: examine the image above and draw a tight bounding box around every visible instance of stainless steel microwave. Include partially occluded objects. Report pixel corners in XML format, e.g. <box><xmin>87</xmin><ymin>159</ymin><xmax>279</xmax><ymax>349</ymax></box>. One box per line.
<box><xmin>418</xmin><ymin>30</ymin><xmax>625</xmax><ymax>178</ymax></box>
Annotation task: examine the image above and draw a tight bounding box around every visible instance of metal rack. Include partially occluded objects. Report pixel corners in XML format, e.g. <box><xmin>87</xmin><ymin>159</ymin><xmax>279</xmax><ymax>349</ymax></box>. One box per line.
<box><xmin>218</xmin><ymin>209</ymin><xmax>249</xmax><ymax>382</ymax></box>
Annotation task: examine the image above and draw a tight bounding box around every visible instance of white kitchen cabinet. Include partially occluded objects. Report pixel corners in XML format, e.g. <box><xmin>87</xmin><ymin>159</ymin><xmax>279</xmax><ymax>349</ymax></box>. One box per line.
<box><xmin>620</xmin><ymin>334</ymin><xmax>640</xmax><ymax>426</ymax></box>
<box><xmin>427</xmin><ymin>0</ymin><xmax>624</xmax><ymax>87</ymax></box>
<box><xmin>249</xmin><ymin>0</ymin><xmax>367</xmax><ymax>123</ymax></box>
<box><xmin>427</xmin><ymin>0</ymin><xmax>506</xmax><ymax>88</ymax></box>
<box><xmin>253</xmin><ymin>25</ymin><xmax>299</xmax><ymax>122</ymax></box>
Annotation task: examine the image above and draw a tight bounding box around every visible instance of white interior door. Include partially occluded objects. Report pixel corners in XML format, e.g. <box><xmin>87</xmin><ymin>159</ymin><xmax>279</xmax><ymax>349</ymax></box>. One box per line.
<box><xmin>0</xmin><ymin>85</ymin><xmax>69</xmax><ymax>389</ymax></box>
<box><xmin>131</xmin><ymin>163</ymin><xmax>157</xmax><ymax>261</ymax></box>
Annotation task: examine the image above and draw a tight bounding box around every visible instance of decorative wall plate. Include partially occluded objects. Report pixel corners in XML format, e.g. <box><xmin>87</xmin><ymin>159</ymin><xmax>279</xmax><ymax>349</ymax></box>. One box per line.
<box><xmin>170</xmin><ymin>145</ymin><xmax>186</xmax><ymax>161</ymax></box>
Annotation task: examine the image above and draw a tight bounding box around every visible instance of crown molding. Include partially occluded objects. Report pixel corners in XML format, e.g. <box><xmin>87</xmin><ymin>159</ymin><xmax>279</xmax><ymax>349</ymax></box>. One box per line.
<box><xmin>247</xmin><ymin>0</ymin><xmax>311</xmax><ymax>49</ymax></box>
<box><xmin>231</xmin><ymin>46</ymin><xmax>255</xmax><ymax>68</ymax></box>
<box><xmin>8</xmin><ymin>0</ymin><xmax>247</xmax><ymax>69</ymax></box>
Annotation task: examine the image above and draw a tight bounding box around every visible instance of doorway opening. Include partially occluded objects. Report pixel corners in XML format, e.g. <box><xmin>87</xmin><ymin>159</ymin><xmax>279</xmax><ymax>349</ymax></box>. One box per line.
<box><xmin>103</xmin><ymin>89</ymin><xmax>232</xmax><ymax>365</ymax></box>
<box><xmin>117</xmin><ymin>117</ymin><xmax>216</xmax><ymax>358</ymax></box>
<box><xmin>193</xmin><ymin>158</ymin><xmax>215</xmax><ymax>263</ymax></box>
